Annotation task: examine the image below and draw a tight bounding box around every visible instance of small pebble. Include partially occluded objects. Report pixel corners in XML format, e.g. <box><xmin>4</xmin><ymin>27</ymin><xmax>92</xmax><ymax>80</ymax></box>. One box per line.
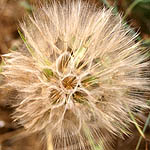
<box><xmin>0</xmin><ymin>120</ymin><xmax>5</xmax><ymax>128</ymax></box>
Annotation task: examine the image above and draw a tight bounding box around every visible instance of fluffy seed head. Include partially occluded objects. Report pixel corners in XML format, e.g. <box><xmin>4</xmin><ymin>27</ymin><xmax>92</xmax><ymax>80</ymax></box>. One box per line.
<box><xmin>1</xmin><ymin>0</ymin><xmax>149</xmax><ymax>149</ymax></box>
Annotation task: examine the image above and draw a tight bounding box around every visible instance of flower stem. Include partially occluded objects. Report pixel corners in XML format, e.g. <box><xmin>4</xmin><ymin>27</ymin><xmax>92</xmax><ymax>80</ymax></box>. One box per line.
<box><xmin>47</xmin><ymin>133</ymin><xmax>53</xmax><ymax>150</ymax></box>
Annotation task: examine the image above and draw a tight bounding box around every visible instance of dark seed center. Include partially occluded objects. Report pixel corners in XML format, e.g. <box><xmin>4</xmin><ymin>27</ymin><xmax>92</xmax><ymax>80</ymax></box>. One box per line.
<box><xmin>62</xmin><ymin>76</ymin><xmax>77</xmax><ymax>90</ymax></box>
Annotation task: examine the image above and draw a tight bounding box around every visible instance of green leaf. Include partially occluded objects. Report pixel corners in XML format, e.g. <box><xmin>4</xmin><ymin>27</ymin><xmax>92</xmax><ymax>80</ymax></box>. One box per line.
<box><xmin>43</xmin><ymin>68</ymin><xmax>53</xmax><ymax>79</ymax></box>
<box><xmin>142</xmin><ymin>39</ymin><xmax>150</xmax><ymax>47</ymax></box>
<box><xmin>83</xmin><ymin>124</ymin><xmax>104</xmax><ymax>150</ymax></box>
<box><xmin>18</xmin><ymin>30</ymin><xmax>35</xmax><ymax>57</ymax></box>
<box><xmin>73</xmin><ymin>35</ymin><xmax>92</xmax><ymax>67</ymax></box>
<box><xmin>140</xmin><ymin>0</ymin><xmax>150</xmax><ymax>3</ymax></box>
<box><xmin>74</xmin><ymin>46</ymin><xmax>87</xmax><ymax>66</ymax></box>
<box><xmin>136</xmin><ymin>112</ymin><xmax>150</xmax><ymax>150</ymax></box>
<box><xmin>100</xmin><ymin>0</ymin><xmax>111</xmax><ymax>8</ymax></box>
<box><xmin>126</xmin><ymin>104</ymin><xmax>145</xmax><ymax>139</ymax></box>
<box><xmin>19</xmin><ymin>1</ymin><xmax>32</xmax><ymax>13</ymax></box>
<box><xmin>82</xmin><ymin>76</ymin><xmax>97</xmax><ymax>84</ymax></box>
<box><xmin>123</xmin><ymin>0</ymin><xmax>143</xmax><ymax>19</ymax></box>
<box><xmin>18</xmin><ymin>30</ymin><xmax>52</xmax><ymax>67</ymax></box>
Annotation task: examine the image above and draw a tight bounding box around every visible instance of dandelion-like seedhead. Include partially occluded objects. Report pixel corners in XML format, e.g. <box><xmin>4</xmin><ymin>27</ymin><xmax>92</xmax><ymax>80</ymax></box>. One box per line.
<box><xmin>1</xmin><ymin>0</ymin><xmax>150</xmax><ymax>149</ymax></box>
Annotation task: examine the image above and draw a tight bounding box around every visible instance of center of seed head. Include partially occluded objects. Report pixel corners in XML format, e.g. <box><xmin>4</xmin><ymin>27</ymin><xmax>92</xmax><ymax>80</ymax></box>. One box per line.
<box><xmin>62</xmin><ymin>75</ymin><xmax>77</xmax><ymax>90</ymax></box>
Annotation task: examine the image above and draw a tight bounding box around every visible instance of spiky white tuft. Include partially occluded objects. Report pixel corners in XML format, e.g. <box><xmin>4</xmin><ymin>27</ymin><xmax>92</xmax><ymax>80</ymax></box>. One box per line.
<box><xmin>1</xmin><ymin>0</ymin><xmax>150</xmax><ymax>149</ymax></box>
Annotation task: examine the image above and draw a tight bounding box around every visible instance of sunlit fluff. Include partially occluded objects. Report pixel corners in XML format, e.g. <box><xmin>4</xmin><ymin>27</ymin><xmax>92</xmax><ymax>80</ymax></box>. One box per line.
<box><xmin>1</xmin><ymin>0</ymin><xmax>149</xmax><ymax>149</ymax></box>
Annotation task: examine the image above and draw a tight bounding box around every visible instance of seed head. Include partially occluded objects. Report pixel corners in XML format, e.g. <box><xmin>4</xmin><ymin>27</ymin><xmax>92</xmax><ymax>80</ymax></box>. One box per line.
<box><xmin>1</xmin><ymin>0</ymin><xmax>150</xmax><ymax>149</ymax></box>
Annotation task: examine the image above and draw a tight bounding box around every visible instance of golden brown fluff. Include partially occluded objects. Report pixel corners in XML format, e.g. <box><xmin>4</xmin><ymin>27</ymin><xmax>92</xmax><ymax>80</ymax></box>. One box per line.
<box><xmin>1</xmin><ymin>0</ymin><xmax>150</xmax><ymax>149</ymax></box>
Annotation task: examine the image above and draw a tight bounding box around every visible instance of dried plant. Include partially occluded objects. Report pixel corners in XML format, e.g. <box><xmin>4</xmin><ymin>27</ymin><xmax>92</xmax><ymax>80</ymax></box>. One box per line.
<box><xmin>1</xmin><ymin>0</ymin><xmax>150</xmax><ymax>149</ymax></box>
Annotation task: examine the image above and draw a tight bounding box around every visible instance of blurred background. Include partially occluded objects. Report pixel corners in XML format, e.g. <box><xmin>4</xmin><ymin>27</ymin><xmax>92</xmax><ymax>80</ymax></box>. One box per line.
<box><xmin>0</xmin><ymin>0</ymin><xmax>150</xmax><ymax>150</ymax></box>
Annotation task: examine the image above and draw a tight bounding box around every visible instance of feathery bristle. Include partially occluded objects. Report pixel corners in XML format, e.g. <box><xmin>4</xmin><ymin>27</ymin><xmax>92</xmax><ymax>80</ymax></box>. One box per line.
<box><xmin>1</xmin><ymin>0</ymin><xmax>150</xmax><ymax>150</ymax></box>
